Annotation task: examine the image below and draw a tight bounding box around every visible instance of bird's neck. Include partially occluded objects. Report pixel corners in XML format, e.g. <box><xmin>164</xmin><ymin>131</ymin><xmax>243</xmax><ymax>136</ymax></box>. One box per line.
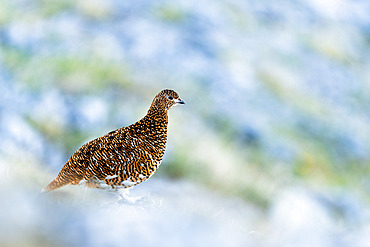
<box><xmin>147</xmin><ymin>98</ymin><xmax>168</xmax><ymax>116</ymax></box>
<box><xmin>144</xmin><ymin>108</ymin><xmax>169</xmax><ymax>135</ymax></box>
<box><xmin>131</xmin><ymin>106</ymin><xmax>168</xmax><ymax>140</ymax></box>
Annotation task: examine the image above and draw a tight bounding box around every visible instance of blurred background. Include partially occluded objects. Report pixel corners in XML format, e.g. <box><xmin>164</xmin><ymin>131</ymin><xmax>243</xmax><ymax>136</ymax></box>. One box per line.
<box><xmin>0</xmin><ymin>0</ymin><xmax>369</xmax><ymax>246</ymax></box>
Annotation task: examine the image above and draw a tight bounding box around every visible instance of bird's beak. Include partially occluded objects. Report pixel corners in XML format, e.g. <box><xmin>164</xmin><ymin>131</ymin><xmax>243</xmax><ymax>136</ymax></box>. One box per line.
<box><xmin>176</xmin><ymin>98</ymin><xmax>185</xmax><ymax>105</ymax></box>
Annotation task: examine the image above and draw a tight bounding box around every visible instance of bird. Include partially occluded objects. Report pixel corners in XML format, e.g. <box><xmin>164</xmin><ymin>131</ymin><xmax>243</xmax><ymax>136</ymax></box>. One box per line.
<box><xmin>44</xmin><ymin>89</ymin><xmax>185</xmax><ymax>193</ymax></box>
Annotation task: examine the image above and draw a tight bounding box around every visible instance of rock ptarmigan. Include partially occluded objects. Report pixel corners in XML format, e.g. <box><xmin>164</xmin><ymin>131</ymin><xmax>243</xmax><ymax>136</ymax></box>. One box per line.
<box><xmin>44</xmin><ymin>89</ymin><xmax>184</xmax><ymax>193</ymax></box>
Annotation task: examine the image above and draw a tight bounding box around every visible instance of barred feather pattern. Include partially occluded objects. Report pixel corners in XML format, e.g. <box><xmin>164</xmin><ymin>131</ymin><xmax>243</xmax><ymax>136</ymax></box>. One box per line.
<box><xmin>44</xmin><ymin>89</ymin><xmax>184</xmax><ymax>192</ymax></box>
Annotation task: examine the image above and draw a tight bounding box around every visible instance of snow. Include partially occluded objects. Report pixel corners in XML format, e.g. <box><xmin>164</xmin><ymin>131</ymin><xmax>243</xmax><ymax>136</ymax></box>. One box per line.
<box><xmin>1</xmin><ymin>158</ymin><xmax>370</xmax><ymax>247</ymax></box>
<box><xmin>0</xmin><ymin>165</ymin><xmax>259</xmax><ymax>247</ymax></box>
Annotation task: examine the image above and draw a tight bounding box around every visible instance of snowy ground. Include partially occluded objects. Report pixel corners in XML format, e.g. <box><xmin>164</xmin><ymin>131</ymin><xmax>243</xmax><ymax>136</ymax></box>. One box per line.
<box><xmin>1</xmin><ymin>158</ymin><xmax>369</xmax><ymax>247</ymax></box>
<box><xmin>1</xmin><ymin>160</ymin><xmax>260</xmax><ymax>247</ymax></box>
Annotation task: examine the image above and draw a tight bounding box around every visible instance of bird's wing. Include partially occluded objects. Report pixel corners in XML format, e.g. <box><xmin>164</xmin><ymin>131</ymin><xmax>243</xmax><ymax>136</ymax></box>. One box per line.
<box><xmin>82</xmin><ymin>129</ymin><xmax>141</xmax><ymax>180</ymax></box>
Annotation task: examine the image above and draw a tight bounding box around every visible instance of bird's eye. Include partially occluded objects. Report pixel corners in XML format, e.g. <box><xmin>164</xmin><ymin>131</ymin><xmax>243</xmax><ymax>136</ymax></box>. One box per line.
<box><xmin>168</xmin><ymin>96</ymin><xmax>173</xmax><ymax>100</ymax></box>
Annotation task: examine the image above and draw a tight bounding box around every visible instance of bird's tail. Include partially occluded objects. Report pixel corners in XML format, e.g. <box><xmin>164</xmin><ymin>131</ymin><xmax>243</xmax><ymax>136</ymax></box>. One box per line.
<box><xmin>43</xmin><ymin>178</ymin><xmax>70</xmax><ymax>192</ymax></box>
<box><xmin>43</xmin><ymin>160</ymin><xmax>81</xmax><ymax>192</ymax></box>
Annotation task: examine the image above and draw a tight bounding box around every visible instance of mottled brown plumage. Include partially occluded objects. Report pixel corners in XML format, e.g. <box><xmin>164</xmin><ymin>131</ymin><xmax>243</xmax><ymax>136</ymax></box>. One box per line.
<box><xmin>44</xmin><ymin>89</ymin><xmax>184</xmax><ymax>192</ymax></box>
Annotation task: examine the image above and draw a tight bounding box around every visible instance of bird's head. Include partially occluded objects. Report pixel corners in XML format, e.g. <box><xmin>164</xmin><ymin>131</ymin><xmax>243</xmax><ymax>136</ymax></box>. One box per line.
<box><xmin>150</xmin><ymin>89</ymin><xmax>185</xmax><ymax>113</ymax></box>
